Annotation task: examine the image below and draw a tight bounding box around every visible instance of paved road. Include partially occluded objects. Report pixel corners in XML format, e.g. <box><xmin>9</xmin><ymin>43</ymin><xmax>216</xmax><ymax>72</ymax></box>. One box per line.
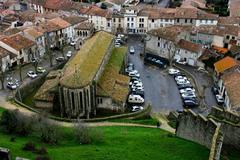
<box><xmin>126</xmin><ymin>36</ymin><xmax>183</xmax><ymax>113</ymax></box>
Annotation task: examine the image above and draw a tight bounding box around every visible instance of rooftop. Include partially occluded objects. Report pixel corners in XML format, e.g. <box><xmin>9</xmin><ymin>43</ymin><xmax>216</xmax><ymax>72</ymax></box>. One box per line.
<box><xmin>97</xmin><ymin>47</ymin><xmax>129</xmax><ymax>104</ymax></box>
<box><xmin>60</xmin><ymin>31</ymin><xmax>114</xmax><ymax>88</ymax></box>
<box><xmin>177</xmin><ymin>39</ymin><xmax>203</xmax><ymax>53</ymax></box>
<box><xmin>24</xmin><ymin>27</ymin><xmax>44</xmax><ymax>39</ymax></box>
<box><xmin>49</xmin><ymin>17</ymin><xmax>71</xmax><ymax>29</ymax></box>
<box><xmin>214</xmin><ymin>56</ymin><xmax>239</xmax><ymax>74</ymax></box>
<box><xmin>75</xmin><ymin>22</ymin><xmax>94</xmax><ymax>30</ymax></box>
<box><xmin>222</xmin><ymin>70</ymin><xmax>240</xmax><ymax>110</ymax></box>
<box><xmin>62</xmin><ymin>16</ymin><xmax>87</xmax><ymax>25</ymax></box>
<box><xmin>1</xmin><ymin>34</ymin><xmax>35</xmax><ymax>51</ymax></box>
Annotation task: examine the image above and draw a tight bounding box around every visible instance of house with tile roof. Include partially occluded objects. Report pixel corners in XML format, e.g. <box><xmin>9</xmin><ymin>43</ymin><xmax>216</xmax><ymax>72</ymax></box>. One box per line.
<box><xmin>0</xmin><ymin>33</ymin><xmax>36</xmax><ymax>66</ymax></box>
<box><xmin>174</xmin><ymin>39</ymin><xmax>205</xmax><ymax>67</ymax></box>
<box><xmin>214</xmin><ymin>56</ymin><xmax>239</xmax><ymax>75</ymax></box>
<box><xmin>0</xmin><ymin>46</ymin><xmax>15</xmax><ymax>72</ymax></box>
<box><xmin>217</xmin><ymin>67</ymin><xmax>240</xmax><ymax>111</ymax></box>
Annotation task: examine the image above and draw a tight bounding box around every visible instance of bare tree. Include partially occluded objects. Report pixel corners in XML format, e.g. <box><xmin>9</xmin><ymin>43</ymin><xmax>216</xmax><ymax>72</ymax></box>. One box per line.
<box><xmin>45</xmin><ymin>33</ymin><xmax>54</xmax><ymax>67</ymax></box>
<box><xmin>0</xmin><ymin>61</ymin><xmax>5</xmax><ymax>90</ymax></box>
<box><xmin>167</xmin><ymin>41</ymin><xmax>177</xmax><ymax>67</ymax></box>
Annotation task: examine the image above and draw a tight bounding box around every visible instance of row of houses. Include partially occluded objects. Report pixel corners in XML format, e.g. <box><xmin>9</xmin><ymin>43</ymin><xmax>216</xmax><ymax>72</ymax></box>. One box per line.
<box><xmin>28</xmin><ymin>0</ymin><xmax>219</xmax><ymax>34</ymax></box>
<box><xmin>145</xmin><ymin>24</ymin><xmax>240</xmax><ymax>67</ymax></box>
<box><xmin>0</xmin><ymin>14</ymin><xmax>94</xmax><ymax>72</ymax></box>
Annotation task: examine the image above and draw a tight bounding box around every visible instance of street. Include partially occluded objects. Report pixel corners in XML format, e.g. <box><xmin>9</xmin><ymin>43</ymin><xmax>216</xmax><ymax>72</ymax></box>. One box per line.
<box><xmin>127</xmin><ymin>36</ymin><xmax>183</xmax><ymax>113</ymax></box>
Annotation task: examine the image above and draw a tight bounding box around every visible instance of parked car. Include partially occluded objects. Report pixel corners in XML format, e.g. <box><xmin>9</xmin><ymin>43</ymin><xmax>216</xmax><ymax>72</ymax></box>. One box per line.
<box><xmin>56</xmin><ymin>56</ymin><xmax>65</xmax><ymax>62</ymax></box>
<box><xmin>215</xmin><ymin>94</ymin><xmax>224</xmax><ymax>105</ymax></box>
<box><xmin>130</xmin><ymin>76</ymin><xmax>140</xmax><ymax>82</ymax></box>
<box><xmin>183</xmin><ymin>100</ymin><xmax>199</xmax><ymax>107</ymax></box>
<box><xmin>7</xmin><ymin>82</ymin><xmax>17</xmax><ymax>90</ymax></box>
<box><xmin>66</xmin><ymin>51</ymin><xmax>72</xmax><ymax>58</ymax></box>
<box><xmin>27</xmin><ymin>71</ymin><xmax>37</xmax><ymax>79</ymax></box>
<box><xmin>176</xmin><ymin>59</ymin><xmax>187</xmax><ymax>65</ymax></box>
<box><xmin>178</xmin><ymin>84</ymin><xmax>193</xmax><ymax>90</ymax></box>
<box><xmin>181</xmin><ymin>93</ymin><xmax>196</xmax><ymax>98</ymax></box>
<box><xmin>129</xmin><ymin>71</ymin><xmax>140</xmax><ymax>78</ymax></box>
<box><xmin>131</xmin><ymin>106</ymin><xmax>143</xmax><ymax>112</ymax></box>
<box><xmin>182</xmin><ymin>97</ymin><xmax>198</xmax><ymax>102</ymax></box>
<box><xmin>131</xmin><ymin>87</ymin><xmax>144</xmax><ymax>92</ymax></box>
<box><xmin>129</xmin><ymin>80</ymin><xmax>142</xmax><ymax>86</ymax></box>
<box><xmin>179</xmin><ymin>88</ymin><xmax>196</xmax><ymax>94</ymax></box>
<box><xmin>131</xmin><ymin>90</ymin><xmax>144</xmax><ymax>98</ymax></box>
<box><xmin>115</xmin><ymin>42</ymin><xmax>121</xmax><ymax>47</ymax></box>
<box><xmin>128</xmin><ymin>94</ymin><xmax>144</xmax><ymax>104</ymax></box>
<box><xmin>175</xmin><ymin>76</ymin><xmax>188</xmax><ymax>81</ymax></box>
<box><xmin>176</xmin><ymin>79</ymin><xmax>191</xmax><ymax>85</ymax></box>
<box><xmin>212</xmin><ymin>86</ymin><xmax>219</xmax><ymax>94</ymax></box>
<box><xmin>168</xmin><ymin>68</ymin><xmax>180</xmax><ymax>75</ymax></box>
<box><xmin>125</xmin><ymin>63</ymin><xmax>134</xmax><ymax>74</ymax></box>
<box><xmin>37</xmin><ymin>67</ymin><xmax>46</xmax><ymax>73</ymax></box>
<box><xmin>70</xmin><ymin>41</ymin><xmax>76</xmax><ymax>46</ymax></box>
<box><xmin>129</xmin><ymin>46</ymin><xmax>135</xmax><ymax>54</ymax></box>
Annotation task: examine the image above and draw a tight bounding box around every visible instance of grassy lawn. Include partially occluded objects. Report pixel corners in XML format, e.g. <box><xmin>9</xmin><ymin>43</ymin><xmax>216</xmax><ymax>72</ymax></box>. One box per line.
<box><xmin>0</xmin><ymin>126</ymin><xmax>210</xmax><ymax>160</ymax></box>
<box><xmin>108</xmin><ymin>117</ymin><xmax>159</xmax><ymax>126</ymax></box>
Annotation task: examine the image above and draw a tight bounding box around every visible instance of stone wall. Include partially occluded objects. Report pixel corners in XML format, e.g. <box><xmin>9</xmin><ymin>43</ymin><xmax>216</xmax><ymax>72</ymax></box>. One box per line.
<box><xmin>176</xmin><ymin>109</ymin><xmax>220</xmax><ymax>148</ymax></box>
<box><xmin>209</xmin><ymin>106</ymin><xmax>240</xmax><ymax>149</ymax></box>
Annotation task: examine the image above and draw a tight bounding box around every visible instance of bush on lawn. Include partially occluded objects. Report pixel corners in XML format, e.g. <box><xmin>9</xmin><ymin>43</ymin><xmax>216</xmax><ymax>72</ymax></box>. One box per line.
<box><xmin>74</xmin><ymin>120</ymin><xmax>91</xmax><ymax>144</ymax></box>
<box><xmin>22</xmin><ymin>141</ymin><xmax>36</xmax><ymax>152</ymax></box>
<box><xmin>33</xmin><ymin>114</ymin><xmax>59</xmax><ymax>144</ymax></box>
<box><xmin>0</xmin><ymin>109</ymin><xmax>33</xmax><ymax>136</ymax></box>
<box><xmin>73</xmin><ymin>120</ymin><xmax>104</xmax><ymax>144</ymax></box>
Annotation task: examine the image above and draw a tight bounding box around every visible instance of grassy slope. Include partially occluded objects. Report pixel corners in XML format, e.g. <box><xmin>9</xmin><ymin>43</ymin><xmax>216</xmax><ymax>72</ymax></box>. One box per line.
<box><xmin>0</xmin><ymin>125</ymin><xmax>210</xmax><ymax>160</ymax></box>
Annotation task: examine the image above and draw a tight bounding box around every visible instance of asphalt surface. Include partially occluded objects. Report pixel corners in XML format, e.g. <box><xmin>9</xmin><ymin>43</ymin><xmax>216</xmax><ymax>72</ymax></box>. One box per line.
<box><xmin>126</xmin><ymin>36</ymin><xmax>183</xmax><ymax>113</ymax></box>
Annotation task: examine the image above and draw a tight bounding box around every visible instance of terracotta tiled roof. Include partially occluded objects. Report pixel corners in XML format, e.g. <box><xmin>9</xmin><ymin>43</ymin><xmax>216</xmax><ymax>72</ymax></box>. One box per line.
<box><xmin>24</xmin><ymin>27</ymin><xmax>44</xmax><ymax>38</ymax></box>
<box><xmin>1</xmin><ymin>34</ymin><xmax>35</xmax><ymax>51</ymax></box>
<box><xmin>62</xmin><ymin>16</ymin><xmax>87</xmax><ymax>25</ymax></box>
<box><xmin>139</xmin><ymin>8</ymin><xmax>176</xmax><ymax>19</ymax></box>
<box><xmin>214</xmin><ymin>56</ymin><xmax>239</xmax><ymax>74</ymax></box>
<box><xmin>177</xmin><ymin>39</ymin><xmax>203</xmax><ymax>53</ymax></box>
<box><xmin>148</xmin><ymin>25</ymin><xmax>192</xmax><ymax>42</ymax></box>
<box><xmin>218</xmin><ymin>17</ymin><xmax>240</xmax><ymax>26</ymax></box>
<box><xmin>49</xmin><ymin>17</ymin><xmax>70</xmax><ymax>29</ymax></box>
<box><xmin>0</xmin><ymin>46</ymin><xmax>12</xmax><ymax>59</ymax></box>
<box><xmin>79</xmin><ymin>6</ymin><xmax>112</xmax><ymax>18</ymax></box>
<box><xmin>229</xmin><ymin>0</ymin><xmax>240</xmax><ymax>17</ymax></box>
<box><xmin>37</xmin><ymin>21</ymin><xmax>61</xmax><ymax>32</ymax></box>
<box><xmin>44</xmin><ymin>0</ymin><xmax>73</xmax><ymax>10</ymax></box>
<box><xmin>181</xmin><ymin>0</ymin><xmax>206</xmax><ymax>9</ymax></box>
<box><xmin>75</xmin><ymin>22</ymin><xmax>94</xmax><ymax>30</ymax></box>
<box><xmin>222</xmin><ymin>71</ymin><xmax>240</xmax><ymax>110</ymax></box>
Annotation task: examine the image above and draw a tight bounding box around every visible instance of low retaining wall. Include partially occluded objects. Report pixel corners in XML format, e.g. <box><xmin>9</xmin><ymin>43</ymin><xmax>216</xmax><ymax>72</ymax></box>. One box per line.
<box><xmin>176</xmin><ymin>109</ymin><xmax>220</xmax><ymax>148</ymax></box>
<box><xmin>209</xmin><ymin>106</ymin><xmax>240</xmax><ymax>149</ymax></box>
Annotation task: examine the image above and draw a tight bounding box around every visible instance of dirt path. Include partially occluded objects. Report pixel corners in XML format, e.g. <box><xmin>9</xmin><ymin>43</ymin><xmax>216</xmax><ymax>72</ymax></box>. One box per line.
<box><xmin>0</xmin><ymin>92</ymin><xmax>175</xmax><ymax>133</ymax></box>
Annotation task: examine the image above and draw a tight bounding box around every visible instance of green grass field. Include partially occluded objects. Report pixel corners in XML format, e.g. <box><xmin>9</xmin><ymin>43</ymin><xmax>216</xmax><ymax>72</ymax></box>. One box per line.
<box><xmin>0</xmin><ymin>125</ymin><xmax>210</xmax><ymax>160</ymax></box>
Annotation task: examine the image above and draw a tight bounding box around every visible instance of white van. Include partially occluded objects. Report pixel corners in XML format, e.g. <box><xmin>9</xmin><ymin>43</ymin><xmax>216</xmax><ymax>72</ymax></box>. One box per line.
<box><xmin>128</xmin><ymin>94</ymin><xmax>144</xmax><ymax>104</ymax></box>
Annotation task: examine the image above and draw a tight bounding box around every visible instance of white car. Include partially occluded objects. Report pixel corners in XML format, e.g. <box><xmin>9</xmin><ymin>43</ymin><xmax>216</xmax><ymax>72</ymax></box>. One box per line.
<box><xmin>128</xmin><ymin>94</ymin><xmax>144</xmax><ymax>104</ymax></box>
<box><xmin>7</xmin><ymin>82</ymin><xmax>17</xmax><ymax>90</ymax></box>
<box><xmin>129</xmin><ymin>80</ymin><xmax>142</xmax><ymax>86</ymax></box>
<box><xmin>179</xmin><ymin>88</ymin><xmax>195</xmax><ymax>94</ymax></box>
<box><xmin>128</xmin><ymin>70</ymin><xmax>140</xmax><ymax>77</ymax></box>
<box><xmin>175</xmin><ymin>76</ymin><xmax>188</xmax><ymax>81</ymax></box>
<box><xmin>181</xmin><ymin>93</ymin><xmax>196</xmax><ymax>98</ymax></box>
<box><xmin>131</xmin><ymin>84</ymin><xmax>144</xmax><ymax>90</ymax></box>
<box><xmin>132</xmin><ymin>106</ymin><xmax>143</xmax><ymax>112</ymax></box>
<box><xmin>176</xmin><ymin>79</ymin><xmax>191</xmax><ymax>85</ymax></box>
<box><xmin>215</xmin><ymin>94</ymin><xmax>224</xmax><ymax>105</ymax></box>
<box><xmin>132</xmin><ymin>87</ymin><xmax>144</xmax><ymax>92</ymax></box>
<box><xmin>129</xmin><ymin>46</ymin><xmax>135</xmax><ymax>54</ymax></box>
<box><xmin>67</xmin><ymin>51</ymin><xmax>72</xmax><ymax>58</ymax></box>
<box><xmin>27</xmin><ymin>71</ymin><xmax>37</xmax><ymax>79</ymax></box>
<box><xmin>168</xmin><ymin>68</ymin><xmax>180</xmax><ymax>75</ymax></box>
<box><xmin>115</xmin><ymin>43</ymin><xmax>121</xmax><ymax>47</ymax></box>
<box><xmin>176</xmin><ymin>59</ymin><xmax>187</xmax><ymax>65</ymax></box>
<box><xmin>70</xmin><ymin>41</ymin><xmax>76</xmax><ymax>46</ymax></box>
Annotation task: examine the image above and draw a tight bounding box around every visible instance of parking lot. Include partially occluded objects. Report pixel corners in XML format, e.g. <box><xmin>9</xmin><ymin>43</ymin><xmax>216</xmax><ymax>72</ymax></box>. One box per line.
<box><xmin>125</xmin><ymin>35</ymin><xmax>217</xmax><ymax>114</ymax></box>
<box><xmin>126</xmin><ymin>36</ymin><xmax>183</xmax><ymax>113</ymax></box>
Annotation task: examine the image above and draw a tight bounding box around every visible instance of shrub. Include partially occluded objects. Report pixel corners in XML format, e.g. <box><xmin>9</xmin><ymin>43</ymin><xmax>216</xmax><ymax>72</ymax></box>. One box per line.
<box><xmin>33</xmin><ymin>115</ymin><xmax>59</xmax><ymax>144</ymax></box>
<box><xmin>0</xmin><ymin>110</ymin><xmax>33</xmax><ymax>136</ymax></box>
<box><xmin>36</xmin><ymin>147</ymin><xmax>48</xmax><ymax>155</ymax></box>
<box><xmin>22</xmin><ymin>141</ymin><xmax>36</xmax><ymax>152</ymax></box>
<box><xmin>74</xmin><ymin>120</ymin><xmax>91</xmax><ymax>144</ymax></box>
